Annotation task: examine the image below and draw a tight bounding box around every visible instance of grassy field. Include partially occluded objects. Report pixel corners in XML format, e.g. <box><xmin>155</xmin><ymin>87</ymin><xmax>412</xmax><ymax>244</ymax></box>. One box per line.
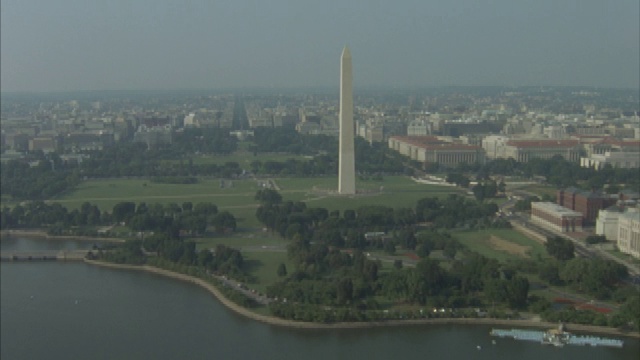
<box><xmin>50</xmin><ymin>175</ymin><xmax>461</xmax><ymax>229</ymax></box>
<box><xmin>193</xmin><ymin>233</ymin><xmax>289</xmax><ymax>251</ymax></box>
<box><xmin>454</xmin><ymin>228</ymin><xmax>549</xmax><ymax>262</ymax></box>
<box><xmin>519</xmin><ymin>184</ymin><xmax>559</xmax><ymax>198</ymax></box>
<box><xmin>51</xmin><ymin>178</ymin><xmax>264</xmax><ymax>227</ymax></box>
<box><xmin>277</xmin><ymin>176</ymin><xmax>462</xmax><ymax>213</ymax></box>
<box><xmin>242</xmin><ymin>250</ymin><xmax>294</xmax><ymax>294</ymax></box>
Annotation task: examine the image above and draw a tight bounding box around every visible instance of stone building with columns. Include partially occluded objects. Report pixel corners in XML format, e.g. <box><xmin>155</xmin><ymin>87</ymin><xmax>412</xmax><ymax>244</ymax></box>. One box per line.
<box><xmin>388</xmin><ymin>135</ymin><xmax>485</xmax><ymax>168</ymax></box>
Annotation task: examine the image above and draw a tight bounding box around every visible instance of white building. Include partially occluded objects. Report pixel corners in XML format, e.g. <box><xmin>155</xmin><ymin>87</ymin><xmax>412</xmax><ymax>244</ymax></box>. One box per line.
<box><xmin>481</xmin><ymin>135</ymin><xmax>509</xmax><ymax>159</ymax></box>
<box><xmin>544</xmin><ymin>125</ymin><xmax>566</xmax><ymax>139</ymax></box>
<box><xmin>595</xmin><ymin>206</ymin><xmax>625</xmax><ymax>241</ymax></box>
<box><xmin>617</xmin><ymin>208</ymin><xmax>640</xmax><ymax>259</ymax></box>
<box><xmin>580</xmin><ymin>151</ymin><xmax>640</xmax><ymax>170</ymax></box>
<box><xmin>407</xmin><ymin>119</ymin><xmax>431</xmax><ymax>136</ymax></box>
<box><xmin>183</xmin><ymin>113</ymin><xmax>196</xmax><ymax>127</ymax></box>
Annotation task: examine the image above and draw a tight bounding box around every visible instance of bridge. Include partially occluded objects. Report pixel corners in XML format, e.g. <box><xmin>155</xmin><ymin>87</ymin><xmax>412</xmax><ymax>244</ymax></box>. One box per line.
<box><xmin>0</xmin><ymin>250</ymin><xmax>89</xmax><ymax>262</ymax></box>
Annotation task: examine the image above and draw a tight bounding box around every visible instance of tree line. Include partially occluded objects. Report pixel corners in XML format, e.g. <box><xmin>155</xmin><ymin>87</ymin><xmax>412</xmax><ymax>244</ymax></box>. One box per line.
<box><xmin>1</xmin><ymin>200</ymin><xmax>236</xmax><ymax>238</ymax></box>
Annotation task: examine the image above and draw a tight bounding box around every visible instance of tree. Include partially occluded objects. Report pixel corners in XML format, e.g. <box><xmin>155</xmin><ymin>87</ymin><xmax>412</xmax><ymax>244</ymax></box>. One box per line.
<box><xmin>255</xmin><ymin>189</ymin><xmax>282</xmax><ymax>205</ymax></box>
<box><xmin>539</xmin><ymin>262</ymin><xmax>562</xmax><ymax>285</ymax></box>
<box><xmin>336</xmin><ymin>278</ymin><xmax>353</xmax><ymax>304</ymax></box>
<box><xmin>545</xmin><ymin>236</ymin><xmax>575</xmax><ymax>261</ymax></box>
<box><xmin>472</xmin><ymin>183</ymin><xmax>486</xmax><ymax>202</ymax></box>
<box><xmin>498</xmin><ymin>180</ymin><xmax>506</xmax><ymax>193</ymax></box>
<box><xmin>407</xmin><ymin>259</ymin><xmax>446</xmax><ymax>305</ymax></box>
<box><xmin>194</xmin><ymin>202</ymin><xmax>218</xmax><ymax>216</ymax></box>
<box><xmin>343</xmin><ymin>209</ymin><xmax>356</xmax><ymax>222</ymax></box>
<box><xmin>383</xmin><ymin>240</ymin><xmax>396</xmax><ymax>255</ymax></box>
<box><xmin>112</xmin><ymin>202</ymin><xmax>136</xmax><ymax>223</ymax></box>
<box><xmin>398</xmin><ymin>228</ymin><xmax>417</xmax><ymax>250</ymax></box>
<box><xmin>345</xmin><ymin>230</ymin><xmax>366</xmax><ymax>250</ymax></box>
<box><xmin>416</xmin><ymin>244</ymin><xmax>431</xmax><ymax>258</ymax></box>
<box><xmin>198</xmin><ymin>249</ymin><xmax>214</xmax><ymax>267</ymax></box>
<box><xmin>443</xmin><ymin>242</ymin><xmax>458</xmax><ymax>259</ymax></box>
<box><xmin>182</xmin><ymin>214</ymin><xmax>207</xmax><ymax>235</ymax></box>
<box><xmin>277</xmin><ymin>263</ymin><xmax>288</xmax><ymax>277</ymax></box>
<box><xmin>505</xmin><ymin>276</ymin><xmax>529</xmax><ymax>308</ymax></box>
<box><xmin>212</xmin><ymin>211</ymin><xmax>237</xmax><ymax>233</ymax></box>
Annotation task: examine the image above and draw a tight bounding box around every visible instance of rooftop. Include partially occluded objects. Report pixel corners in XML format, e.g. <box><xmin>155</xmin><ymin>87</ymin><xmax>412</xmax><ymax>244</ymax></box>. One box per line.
<box><xmin>532</xmin><ymin>201</ymin><xmax>583</xmax><ymax>217</ymax></box>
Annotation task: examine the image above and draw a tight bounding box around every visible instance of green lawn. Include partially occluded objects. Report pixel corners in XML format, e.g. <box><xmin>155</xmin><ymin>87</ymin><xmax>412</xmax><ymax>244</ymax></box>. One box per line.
<box><xmin>277</xmin><ymin>176</ymin><xmax>461</xmax><ymax>213</ymax></box>
<box><xmin>51</xmin><ymin>175</ymin><xmax>459</xmax><ymax>229</ymax></box>
<box><xmin>50</xmin><ymin>178</ymin><xmax>263</xmax><ymax>227</ymax></box>
<box><xmin>454</xmin><ymin>228</ymin><xmax>549</xmax><ymax>262</ymax></box>
<box><xmin>241</xmin><ymin>250</ymin><xmax>294</xmax><ymax>294</ymax></box>
<box><xmin>194</xmin><ymin>234</ymin><xmax>289</xmax><ymax>251</ymax></box>
<box><xmin>520</xmin><ymin>184</ymin><xmax>559</xmax><ymax>198</ymax></box>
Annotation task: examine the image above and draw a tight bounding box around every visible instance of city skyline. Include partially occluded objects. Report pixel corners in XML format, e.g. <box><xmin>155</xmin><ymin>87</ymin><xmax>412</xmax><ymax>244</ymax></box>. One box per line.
<box><xmin>1</xmin><ymin>0</ymin><xmax>639</xmax><ymax>93</ymax></box>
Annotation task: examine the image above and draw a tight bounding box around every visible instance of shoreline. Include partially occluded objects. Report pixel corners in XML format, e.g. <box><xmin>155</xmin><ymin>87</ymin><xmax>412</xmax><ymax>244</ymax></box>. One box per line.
<box><xmin>0</xmin><ymin>229</ymin><xmax>125</xmax><ymax>243</ymax></box>
<box><xmin>83</xmin><ymin>259</ymin><xmax>640</xmax><ymax>338</ymax></box>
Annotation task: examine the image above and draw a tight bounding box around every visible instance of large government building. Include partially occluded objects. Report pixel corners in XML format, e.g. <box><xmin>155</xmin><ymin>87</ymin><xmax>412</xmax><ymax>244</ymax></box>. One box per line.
<box><xmin>388</xmin><ymin>136</ymin><xmax>485</xmax><ymax>168</ymax></box>
<box><xmin>617</xmin><ymin>208</ymin><xmax>640</xmax><ymax>259</ymax></box>
<box><xmin>482</xmin><ymin>136</ymin><xmax>581</xmax><ymax>162</ymax></box>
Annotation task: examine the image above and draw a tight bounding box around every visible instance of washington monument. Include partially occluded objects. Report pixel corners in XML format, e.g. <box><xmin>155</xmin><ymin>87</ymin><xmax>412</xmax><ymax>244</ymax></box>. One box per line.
<box><xmin>338</xmin><ymin>46</ymin><xmax>356</xmax><ymax>195</ymax></box>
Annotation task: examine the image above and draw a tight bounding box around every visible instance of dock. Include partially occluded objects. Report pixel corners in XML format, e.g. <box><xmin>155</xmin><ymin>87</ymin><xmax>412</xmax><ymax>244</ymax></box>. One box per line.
<box><xmin>490</xmin><ymin>328</ymin><xmax>624</xmax><ymax>348</ymax></box>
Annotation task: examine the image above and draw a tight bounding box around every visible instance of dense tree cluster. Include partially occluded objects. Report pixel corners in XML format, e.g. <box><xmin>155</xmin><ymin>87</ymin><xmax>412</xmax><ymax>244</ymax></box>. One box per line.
<box><xmin>415</xmin><ymin>194</ymin><xmax>500</xmax><ymax>228</ymax></box>
<box><xmin>254</xmin><ymin>188</ymin><xmax>534</xmax><ymax>321</ymax></box>
<box><xmin>1</xmin><ymin>201</ymin><xmax>105</xmax><ymax>232</ymax></box>
<box><xmin>251</xmin><ymin>128</ymin><xmax>405</xmax><ymax>175</ymax></box>
<box><xmin>513</xmin><ymin>196</ymin><xmax>541</xmax><ymax>211</ymax></box>
<box><xmin>537</xmin><ymin>236</ymin><xmax>628</xmax><ymax>301</ymax></box>
<box><xmin>170</xmin><ymin>128</ymin><xmax>238</xmax><ymax>155</ymax></box>
<box><xmin>544</xmin><ymin>236</ymin><xmax>575</xmax><ymax>261</ymax></box>
<box><xmin>252</xmin><ymin>128</ymin><xmax>336</xmax><ymax>155</ymax></box>
<box><xmin>79</xmin><ymin>143</ymin><xmax>243</xmax><ymax>178</ymax></box>
<box><xmin>268</xmin><ymin>240</ymin><xmax>534</xmax><ymax>323</ymax></box>
<box><xmin>249</xmin><ymin>155</ymin><xmax>335</xmax><ymax>176</ymax></box>
<box><xmin>97</xmin><ymin>239</ymin><xmax>146</xmax><ymax>264</ymax></box>
<box><xmin>1</xmin><ymin>200</ymin><xmax>235</xmax><ymax>238</ymax></box>
<box><xmin>471</xmin><ymin>180</ymin><xmax>500</xmax><ymax>201</ymax></box>
<box><xmin>1</xmin><ymin>153</ymin><xmax>80</xmax><ymax>200</ymax></box>
<box><xmin>445</xmin><ymin>173</ymin><xmax>470</xmax><ymax>187</ymax></box>
<box><xmin>255</xmin><ymin>190</ymin><xmax>503</xmax><ymax>257</ymax></box>
<box><xmin>463</xmin><ymin>156</ymin><xmax>639</xmax><ymax>192</ymax></box>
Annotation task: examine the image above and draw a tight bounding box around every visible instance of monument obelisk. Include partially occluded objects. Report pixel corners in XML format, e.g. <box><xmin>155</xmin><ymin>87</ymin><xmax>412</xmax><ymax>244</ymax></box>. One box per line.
<box><xmin>338</xmin><ymin>46</ymin><xmax>356</xmax><ymax>195</ymax></box>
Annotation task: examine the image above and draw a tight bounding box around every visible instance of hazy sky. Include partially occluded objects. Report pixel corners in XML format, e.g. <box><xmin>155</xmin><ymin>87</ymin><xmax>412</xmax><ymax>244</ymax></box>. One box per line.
<box><xmin>1</xmin><ymin>0</ymin><xmax>638</xmax><ymax>92</ymax></box>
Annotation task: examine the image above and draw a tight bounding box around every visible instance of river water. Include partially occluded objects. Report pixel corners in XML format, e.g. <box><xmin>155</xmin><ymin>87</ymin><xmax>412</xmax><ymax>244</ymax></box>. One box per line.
<box><xmin>1</xmin><ymin>238</ymin><xmax>639</xmax><ymax>360</ymax></box>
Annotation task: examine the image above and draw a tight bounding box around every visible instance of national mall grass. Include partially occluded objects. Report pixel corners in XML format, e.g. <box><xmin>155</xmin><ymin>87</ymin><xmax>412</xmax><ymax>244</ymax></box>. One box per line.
<box><xmin>51</xmin><ymin>176</ymin><xmax>462</xmax><ymax>229</ymax></box>
<box><xmin>51</xmin><ymin>175</ymin><xmax>553</xmax><ymax>292</ymax></box>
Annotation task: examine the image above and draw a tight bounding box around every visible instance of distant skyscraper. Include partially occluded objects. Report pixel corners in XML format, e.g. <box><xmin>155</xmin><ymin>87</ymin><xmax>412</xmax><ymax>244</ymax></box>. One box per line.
<box><xmin>338</xmin><ymin>46</ymin><xmax>356</xmax><ymax>195</ymax></box>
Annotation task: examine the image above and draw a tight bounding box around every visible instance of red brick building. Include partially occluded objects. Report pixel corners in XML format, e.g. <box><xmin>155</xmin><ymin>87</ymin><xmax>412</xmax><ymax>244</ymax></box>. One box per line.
<box><xmin>531</xmin><ymin>202</ymin><xmax>583</xmax><ymax>233</ymax></box>
<box><xmin>557</xmin><ymin>187</ymin><xmax>617</xmax><ymax>226</ymax></box>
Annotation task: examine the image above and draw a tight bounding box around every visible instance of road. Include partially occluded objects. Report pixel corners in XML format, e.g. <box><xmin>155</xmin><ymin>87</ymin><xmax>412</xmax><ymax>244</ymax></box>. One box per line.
<box><xmin>211</xmin><ymin>272</ymin><xmax>272</xmax><ymax>305</ymax></box>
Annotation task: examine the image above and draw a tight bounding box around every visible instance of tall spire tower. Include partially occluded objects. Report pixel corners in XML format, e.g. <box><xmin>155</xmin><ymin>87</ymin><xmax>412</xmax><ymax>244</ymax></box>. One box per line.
<box><xmin>338</xmin><ymin>46</ymin><xmax>356</xmax><ymax>195</ymax></box>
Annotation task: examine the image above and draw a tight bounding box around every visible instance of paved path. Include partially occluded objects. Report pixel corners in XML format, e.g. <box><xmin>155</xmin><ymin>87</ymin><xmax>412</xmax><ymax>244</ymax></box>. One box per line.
<box><xmin>211</xmin><ymin>273</ymin><xmax>272</xmax><ymax>305</ymax></box>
